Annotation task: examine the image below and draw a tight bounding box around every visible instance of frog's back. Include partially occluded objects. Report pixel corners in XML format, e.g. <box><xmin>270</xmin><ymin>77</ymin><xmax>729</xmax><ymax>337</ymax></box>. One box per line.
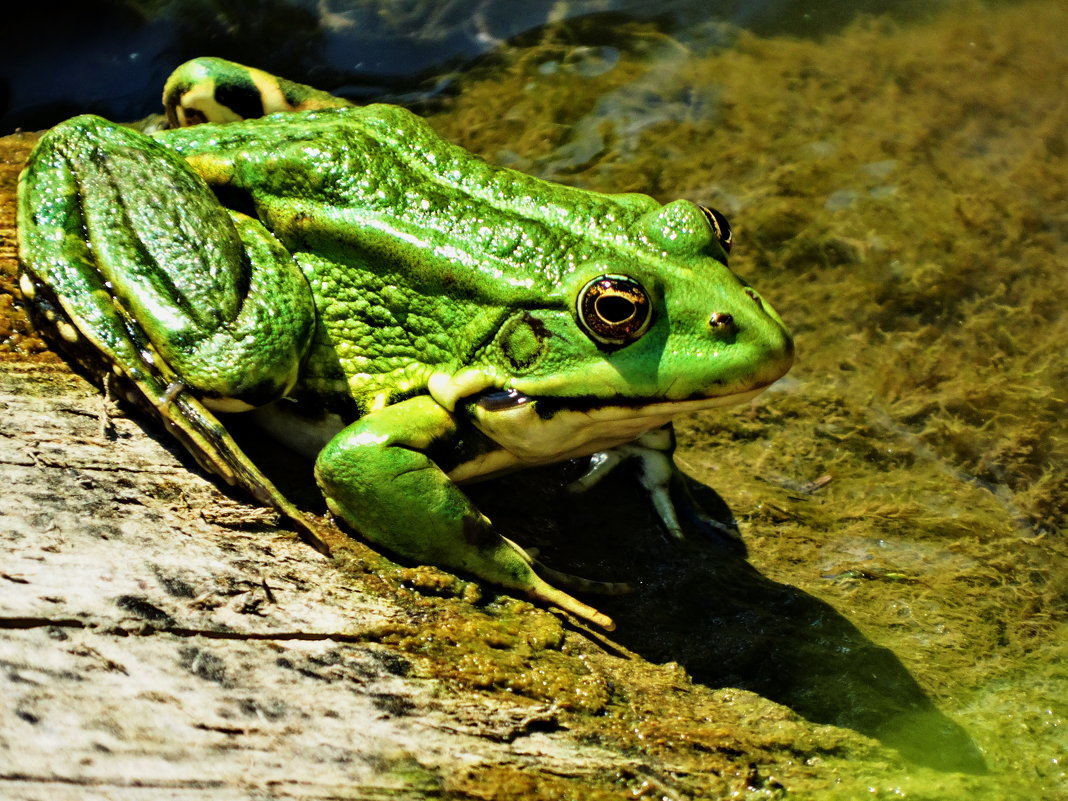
<box><xmin>158</xmin><ymin>104</ymin><xmax>666</xmax><ymax>413</ymax></box>
<box><xmin>158</xmin><ymin>105</ymin><xmax>661</xmax><ymax>301</ymax></box>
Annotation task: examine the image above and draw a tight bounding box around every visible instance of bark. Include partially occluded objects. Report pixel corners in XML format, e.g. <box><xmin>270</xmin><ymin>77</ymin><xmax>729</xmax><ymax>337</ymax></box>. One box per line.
<box><xmin>0</xmin><ymin>363</ymin><xmax>646</xmax><ymax>799</ymax></box>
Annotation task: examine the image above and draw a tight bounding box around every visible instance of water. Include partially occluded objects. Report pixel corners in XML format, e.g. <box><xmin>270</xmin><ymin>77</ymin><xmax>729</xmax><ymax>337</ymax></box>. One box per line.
<box><xmin>4</xmin><ymin>0</ymin><xmax>954</xmax><ymax>130</ymax></box>
<box><xmin>383</xmin><ymin>2</ymin><xmax>1068</xmax><ymax>793</ymax></box>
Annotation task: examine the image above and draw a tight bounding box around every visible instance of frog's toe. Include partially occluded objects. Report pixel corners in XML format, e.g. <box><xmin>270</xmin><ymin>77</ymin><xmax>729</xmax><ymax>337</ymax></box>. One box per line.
<box><xmin>524</xmin><ymin>579</ymin><xmax>617</xmax><ymax>631</ymax></box>
<box><xmin>498</xmin><ymin>536</ymin><xmax>624</xmax><ymax>627</ymax></box>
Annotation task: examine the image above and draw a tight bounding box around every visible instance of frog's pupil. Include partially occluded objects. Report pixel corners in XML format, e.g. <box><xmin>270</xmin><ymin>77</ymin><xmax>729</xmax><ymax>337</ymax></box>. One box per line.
<box><xmin>596</xmin><ymin>294</ymin><xmax>636</xmax><ymax>324</ymax></box>
<box><xmin>576</xmin><ymin>274</ymin><xmax>652</xmax><ymax>347</ymax></box>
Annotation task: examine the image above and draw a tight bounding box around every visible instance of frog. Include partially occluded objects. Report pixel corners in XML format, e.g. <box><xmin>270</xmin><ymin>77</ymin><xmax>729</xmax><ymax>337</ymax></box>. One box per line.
<box><xmin>16</xmin><ymin>57</ymin><xmax>794</xmax><ymax>630</ymax></box>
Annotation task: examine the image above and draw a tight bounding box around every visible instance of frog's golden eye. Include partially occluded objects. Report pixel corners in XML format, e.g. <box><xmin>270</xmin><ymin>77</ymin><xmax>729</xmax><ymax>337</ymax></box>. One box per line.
<box><xmin>576</xmin><ymin>275</ymin><xmax>652</xmax><ymax>347</ymax></box>
<box><xmin>698</xmin><ymin>205</ymin><xmax>732</xmax><ymax>256</ymax></box>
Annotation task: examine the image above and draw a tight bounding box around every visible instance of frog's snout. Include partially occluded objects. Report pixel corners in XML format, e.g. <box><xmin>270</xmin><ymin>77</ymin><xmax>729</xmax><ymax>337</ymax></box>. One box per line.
<box><xmin>708</xmin><ymin>285</ymin><xmax>796</xmax><ymax>381</ymax></box>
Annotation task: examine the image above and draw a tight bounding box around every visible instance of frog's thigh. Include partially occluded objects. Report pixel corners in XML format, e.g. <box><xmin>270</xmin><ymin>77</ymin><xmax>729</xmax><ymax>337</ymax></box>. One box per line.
<box><xmin>315</xmin><ymin>396</ymin><xmax>614</xmax><ymax>629</ymax></box>
<box><xmin>18</xmin><ymin>115</ymin><xmax>314</xmax><ymax>409</ymax></box>
<box><xmin>182</xmin><ymin>211</ymin><xmax>316</xmax><ymax>409</ymax></box>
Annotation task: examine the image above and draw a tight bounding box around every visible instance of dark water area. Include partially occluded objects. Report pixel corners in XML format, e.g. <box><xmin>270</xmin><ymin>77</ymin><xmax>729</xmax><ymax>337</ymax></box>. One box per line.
<box><xmin>3</xmin><ymin>0</ymin><xmax>950</xmax><ymax>133</ymax></box>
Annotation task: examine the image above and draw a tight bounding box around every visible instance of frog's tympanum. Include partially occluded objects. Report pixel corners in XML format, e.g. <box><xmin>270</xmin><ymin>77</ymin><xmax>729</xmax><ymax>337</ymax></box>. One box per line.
<box><xmin>17</xmin><ymin>58</ymin><xmax>793</xmax><ymax>629</ymax></box>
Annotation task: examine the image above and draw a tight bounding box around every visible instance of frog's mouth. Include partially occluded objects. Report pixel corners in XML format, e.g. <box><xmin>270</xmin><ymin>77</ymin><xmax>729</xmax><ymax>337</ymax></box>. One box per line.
<box><xmin>475</xmin><ymin>380</ymin><xmax>778</xmax><ymax>418</ymax></box>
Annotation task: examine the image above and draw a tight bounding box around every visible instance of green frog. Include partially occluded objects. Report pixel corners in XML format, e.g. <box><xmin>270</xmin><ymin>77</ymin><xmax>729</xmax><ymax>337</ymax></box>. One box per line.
<box><xmin>17</xmin><ymin>58</ymin><xmax>793</xmax><ymax>630</ymax></box>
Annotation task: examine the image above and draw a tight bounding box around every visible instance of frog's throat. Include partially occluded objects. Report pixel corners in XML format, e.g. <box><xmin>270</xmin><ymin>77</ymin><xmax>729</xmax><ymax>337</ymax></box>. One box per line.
<box><xmin>454</xmin><ymin>385</ymin><xmax>770</xmax><ymax>483</ymax></box>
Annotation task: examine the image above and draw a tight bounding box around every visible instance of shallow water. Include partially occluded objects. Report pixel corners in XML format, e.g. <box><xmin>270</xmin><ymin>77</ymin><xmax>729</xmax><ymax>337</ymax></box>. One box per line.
<box><xmin>431</xmin><ymin>1</ymin><xmax>1067</xmax><ymax>794</ymax></box>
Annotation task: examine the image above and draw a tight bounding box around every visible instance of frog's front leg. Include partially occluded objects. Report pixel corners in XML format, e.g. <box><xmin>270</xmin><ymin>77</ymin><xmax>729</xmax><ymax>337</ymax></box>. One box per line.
<box><xmin>570</xmin><ymin>424</ymin><xmax>744</xmax><ymax>551</ymax></box>
<box><xmin>315</xmin><ymin>395</ymin><xmax>616</xmax><ymax>630</ymax></box>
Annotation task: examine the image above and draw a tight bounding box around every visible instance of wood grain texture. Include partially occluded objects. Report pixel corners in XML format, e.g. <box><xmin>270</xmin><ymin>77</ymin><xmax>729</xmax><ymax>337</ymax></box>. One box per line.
<box><xmin>0</xmin><ymin>364</ymin><xmax>643</xmax><ymax>799</ymax></box>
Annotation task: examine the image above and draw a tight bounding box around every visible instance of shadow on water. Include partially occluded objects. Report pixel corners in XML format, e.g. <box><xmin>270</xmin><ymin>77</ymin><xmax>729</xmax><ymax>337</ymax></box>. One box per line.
<box><xmin>477</xmin><ymin>467</ymin><xmax>988</xmax><ymax>775</ymax></box>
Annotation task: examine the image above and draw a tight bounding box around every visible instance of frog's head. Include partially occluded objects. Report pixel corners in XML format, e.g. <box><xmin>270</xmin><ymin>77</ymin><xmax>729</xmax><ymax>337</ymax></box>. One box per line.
<box><xmin>453</xmin><ymin>199</ymin><xmax>795</xmax><ymax>463</ymax></box>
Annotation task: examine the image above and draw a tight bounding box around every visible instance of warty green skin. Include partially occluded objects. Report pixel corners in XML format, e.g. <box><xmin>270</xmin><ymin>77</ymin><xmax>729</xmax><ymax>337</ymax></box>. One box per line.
<box><xmin>16</xmin><ymin>61</ymin><xmax>794</xmax><ymax>629</ymax></box>
<box><xmin>159</xmin><ymin>106</ymin><xmax>790</xmax><ymax>411</ymax></box>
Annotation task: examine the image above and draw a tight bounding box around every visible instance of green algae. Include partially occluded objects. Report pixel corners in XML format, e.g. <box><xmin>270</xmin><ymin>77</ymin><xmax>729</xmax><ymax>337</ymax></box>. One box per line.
<box><xmin>427</xmin><ymin>1</ymin><xmax>1067</xmax><ymax>796</ymax></box>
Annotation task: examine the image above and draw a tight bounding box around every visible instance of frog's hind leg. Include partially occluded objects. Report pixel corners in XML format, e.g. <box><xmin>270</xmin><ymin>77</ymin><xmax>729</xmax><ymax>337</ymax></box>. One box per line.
<box><xmin>163</xmin><ymin>57</ymin><xmax>353</xmax><ymax>128</ymax></box>
<box><xmin>17</xmin><ymin>115</ymin><xmax>328</xmax><ymax>551</ymax></box>
<box><xmin>20</xmin><ymin>115</ymin><xmax>317</xmax><ymax>404</ymax></box>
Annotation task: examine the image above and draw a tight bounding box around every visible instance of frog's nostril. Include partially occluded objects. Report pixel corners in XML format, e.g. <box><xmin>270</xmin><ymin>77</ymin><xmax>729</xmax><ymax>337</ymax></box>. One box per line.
<box><xmin>709</xmin><ymin>312</ymin><xmax>735</xmax><ymax>329</ymax></box>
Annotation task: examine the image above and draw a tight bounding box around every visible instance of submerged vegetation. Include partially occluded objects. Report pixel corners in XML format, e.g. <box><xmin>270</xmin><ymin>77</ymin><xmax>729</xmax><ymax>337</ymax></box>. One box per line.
<box><xmin>431</xmin><ymin>0</ymin><xmax>1067</xmax><ymax>793</ymax></box>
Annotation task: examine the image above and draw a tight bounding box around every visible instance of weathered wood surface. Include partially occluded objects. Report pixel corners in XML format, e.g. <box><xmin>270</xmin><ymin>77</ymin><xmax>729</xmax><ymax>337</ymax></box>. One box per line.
<box><xmin>0</xmin><ymin>364</ymin><xmax>634</xmax><ymax>799</ymax></box>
